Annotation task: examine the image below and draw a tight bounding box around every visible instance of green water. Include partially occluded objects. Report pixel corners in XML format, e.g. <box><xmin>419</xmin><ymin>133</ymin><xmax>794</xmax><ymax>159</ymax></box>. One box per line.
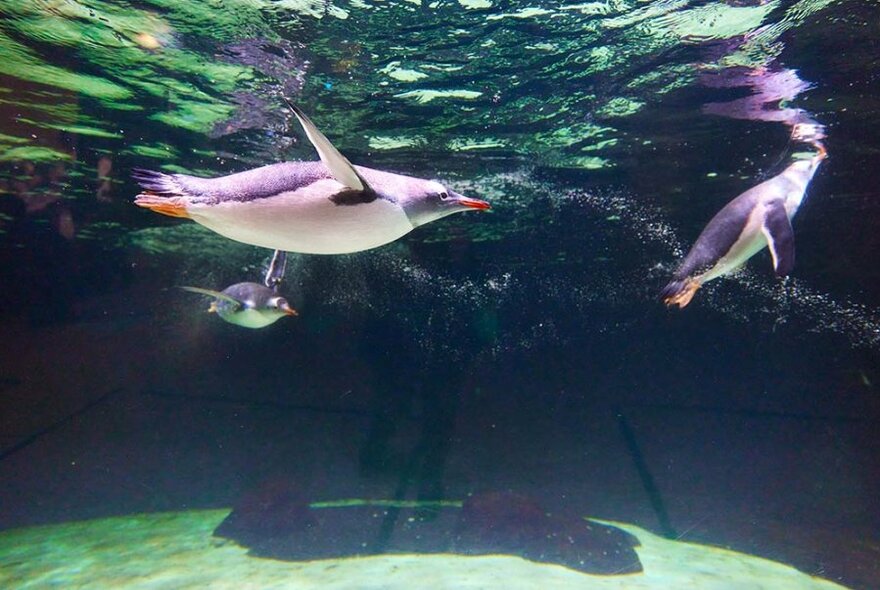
<box><xmin>1</xmin><ymin>1</ymin><xmax>879</xmax><ymax>589</ymax></box>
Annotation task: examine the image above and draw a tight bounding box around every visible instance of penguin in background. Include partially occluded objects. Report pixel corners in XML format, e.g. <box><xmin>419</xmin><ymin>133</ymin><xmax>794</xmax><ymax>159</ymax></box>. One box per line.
<box><xmin>181</xmin><ymin>250</ymin><xmax>298</xmax><ymax>329</ymax></box>
<box><xmin>662</xmin><ymin>144</ymin><xmax>826</xmax><ymax>308</ymax></box>
<box><xmin>133</xmin><ymin>101</ymin><xmax>490</xmax><ymax>255</ymax></box>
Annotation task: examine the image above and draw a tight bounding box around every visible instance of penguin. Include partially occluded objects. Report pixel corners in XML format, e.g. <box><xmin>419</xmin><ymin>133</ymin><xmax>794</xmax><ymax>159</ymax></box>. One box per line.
<box><xmin>661</xmin><ymin>145</ymin><xmax>826</xmax><ymax>308</ymax></box>
<box><xmin>181</xmin><ymin>282</ymin><xmax>297</xmax><ymax>329</ymax></box>
<box><xmin>133</xmin><ymin>101</ymin><xmax>490</xmax><ymax>254</ymax></box>
<box><xmin>181</xmin><ymin>250</ymin><xmax>295</xmax><ymax>329</ymax></box>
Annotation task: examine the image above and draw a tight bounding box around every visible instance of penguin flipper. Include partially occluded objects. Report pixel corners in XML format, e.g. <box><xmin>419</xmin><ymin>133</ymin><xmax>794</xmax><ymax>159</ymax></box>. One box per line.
<box><xmin>282</xmin><ymin>98</ymin><xmax>372</xmax><ymax>193</ymax></box>
<box><xmin>760</xmin><ymin>202</ymin><xmax>795</xmax><ymax>277</ymax></box>
<box><xmin>179</xmin><ymin>286</ymin><xmax>242</xmax><ymax>309</ymax></box>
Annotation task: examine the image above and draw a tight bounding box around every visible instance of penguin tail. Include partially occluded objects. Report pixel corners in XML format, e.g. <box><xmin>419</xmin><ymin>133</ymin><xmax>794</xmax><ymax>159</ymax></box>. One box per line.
<box><xmin>132</xmin><ymin>169</ymin><xmax>191</xmax><ymax>219</ymax></box>
<box><xmin>660</xmin><ymin>278</ymin><xmax>701</xmax><ymax>309</ymax></box>
<box><xmin>132</xmin><ymin>168</ymin><xmax>182</xmax><ymax>194</ymax></box>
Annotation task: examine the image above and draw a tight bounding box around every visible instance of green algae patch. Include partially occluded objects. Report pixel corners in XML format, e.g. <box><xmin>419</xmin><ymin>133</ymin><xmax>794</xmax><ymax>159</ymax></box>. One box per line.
<box><xmin>274</xmin><ymin>0</ymin><xmax>351</xmax><ymax>20</ymax></box>
<box><xmin>532</xmin><ymin>123</ymin><xmax>616</xmax><ymax>149</ymax></box>
<box><xmin>75</xmin><ymin>221</ymin><xmax>126</xmax><ymax>243</ymax></box>
<box><xmin>486</xmin><ymin>7</ymin><xmax>555</xmax><ymax>20</ymax></box>
<box><xmin>15</xmin><ymin>118</ymin><xmax>123</xmax><ymax>139</ymax></box>
<box><xmin>379</xmin><ymin>62</ymin><xmax>429</xmax><ymax>82</ymax></box>
<box><xmin>627</xmin><ymin>64</ymin><xmax>696</xmax><ymax>96</ymax></box>
<box><xmin>151</xmin><ymin>103</ymin><xmax>237</xmax><ymax>134</ymax></box>
<box><xmin>459</xmin><ymin>0</ymin><xmax>493</xmax><ymax>8</ymax></box>
<box><xmin>125</xmin><ymin>223</ymin><xmax>268</xmax><ymax>277</ymax></box>
<box><xmin>448</xmin><ymin>138</ymin><xmax>507</xmax><ymax>151</ymax></box>
<box><xmin>568</xmin><ymin>156</ymin><xmax>612</xmax><ymax>170</ymax></box>
<box><xmin>368</xmin><ymin>135</ymin><xmax>426</xmax><ymax>150</ymax></box>
<box><xmin>393</xmin><ymin>89</ymin><xmax>483</xmax><ymax>104</ymax></box>
<box><xmin>125</xmin><ymin>143</ymin><xmax>181</xmax><ymax>160</ymax></box>
<box><xmin>0</xmin><ymin>32</ymin><xmax>132</xmax><ymax>101</ymax></box>
<box><xmin>560</xmin><ymin>2</ymin><xmax>614</xmax><ymax>16</ymax></box>
<box><xmin>137</xmin><ymin>0</ymin><xmax>276</xmax><ymax>39</ymax></box>
<box><xmin>659</xmin><ymin>3</ymin><xmax>773</xmax><ymax>41</ymax></box>
<box><xmin>0</xmin><ymin>0</ymin><xmax>257</xmax><ymax>139</ymax></box>
<box><xmin>0</xmin><ymin>133</ymin><xmax>28</xmax><ymax>145</ymax></box>
<box><xmin>596</xmin><ymin>97</ymin><xmax>646</xmax><ymax>119</ymax></box>
<box><xmin>0</xmin><ymin>146</ymin><xmax>73</xmax><ymax>163</ymax></box>
<box><xmin>127</xmin><ymin>224</ymin><xmax>248</xmax><ymax>257</ymax></box>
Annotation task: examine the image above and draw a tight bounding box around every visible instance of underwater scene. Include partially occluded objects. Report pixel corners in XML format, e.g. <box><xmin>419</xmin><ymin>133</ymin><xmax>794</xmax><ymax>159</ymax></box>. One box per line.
<box><xmin>1</xmin><ymin>0</ymin><xmax>879</xmax><ymax>588</ymax></box>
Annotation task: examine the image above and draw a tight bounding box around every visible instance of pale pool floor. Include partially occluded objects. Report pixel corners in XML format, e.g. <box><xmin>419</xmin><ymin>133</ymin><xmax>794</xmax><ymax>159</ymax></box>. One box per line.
<box><xmin>0</xmin><ymin>509</ymin><xmax>850</xmax><ymax>589</ymax></box>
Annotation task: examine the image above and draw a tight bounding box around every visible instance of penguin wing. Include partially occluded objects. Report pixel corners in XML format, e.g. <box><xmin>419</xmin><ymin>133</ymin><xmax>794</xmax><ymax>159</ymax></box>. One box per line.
<box><xmin>760</xmin><ymin>201</ymin><xmax>795</xmax><ymax>276</ymax></box>
<box><xmin>283</xmin><ymin>98</ymin><xmax>372</xmax><ymax>193</ymax></box>
<box><xmin>179</xmin><ymin>286</ymin><xmax>242</xmax><ymax>309</ymax></box>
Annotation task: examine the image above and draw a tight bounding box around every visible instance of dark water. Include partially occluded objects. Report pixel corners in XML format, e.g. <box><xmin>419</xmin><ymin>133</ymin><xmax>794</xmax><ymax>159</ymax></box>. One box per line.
<box><xmin>1</xmin><ymin>0</ymin><xmax>879</xmax><ymax>588</ymax></box>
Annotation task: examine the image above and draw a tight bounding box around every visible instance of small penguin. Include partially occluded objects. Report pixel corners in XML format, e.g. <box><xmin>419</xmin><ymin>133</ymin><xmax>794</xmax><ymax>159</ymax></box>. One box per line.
<box><xmin>661</xmin><ymin>145</ymin><xmax>826</xmax><ymax>308</ymax></box>
<box><xmin>182</xmin><ymin>249</ymin><xmax>296</xmax><ymax>329</ymax></box>
<box><xmin>133</xmin><ymin>101</ymin><xmax>490</xmax><ymax>254</ymax></box>
<box><xmin>181</xmin><ymin>282</ymin><xmax>297</xmax><ymax>329</ymax></box>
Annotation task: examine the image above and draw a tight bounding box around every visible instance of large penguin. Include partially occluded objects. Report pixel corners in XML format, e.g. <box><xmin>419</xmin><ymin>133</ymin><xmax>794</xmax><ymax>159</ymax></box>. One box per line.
<box><xmin>662</xmin><ymin>145</ymin><xmax>826</xmax><ymax>308</ymax></box>
<box><xmin>133</xmin><ymin>102</ymin><xmax>489</xmax><ymax>255</ymax></box>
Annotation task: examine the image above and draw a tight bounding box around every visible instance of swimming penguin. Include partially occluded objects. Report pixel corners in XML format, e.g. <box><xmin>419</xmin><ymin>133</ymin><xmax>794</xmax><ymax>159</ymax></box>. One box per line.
<box><xmin>133</xmin><ymin>101</ymin><xmax>490</xmax><ymax>254</ymax></box>
<box><xmin>661</xmin><ymin>145</ymin><xmax>826</xmax><ymax>308</ymax></box>
<box><xmin>181</xmin><ymin>282</ymin><xmax>297</xmax><ymax>329</ymax></box>
<box><xmin>181</xmin><ymin>250</ymin><xmax>295</xmax><ymax>329</ymax></box>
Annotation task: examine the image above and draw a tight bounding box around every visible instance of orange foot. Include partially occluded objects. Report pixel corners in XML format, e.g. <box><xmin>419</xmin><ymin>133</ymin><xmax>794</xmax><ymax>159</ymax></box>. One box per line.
<box><xmin>663</xmin><ymin>280</ymin><xmax>701</xmax><ymax>309</ymax></box>
<box><xmin>135</xmin><ymin>193</ymin><xmax>190</xmax><ymax>218</ymax></box>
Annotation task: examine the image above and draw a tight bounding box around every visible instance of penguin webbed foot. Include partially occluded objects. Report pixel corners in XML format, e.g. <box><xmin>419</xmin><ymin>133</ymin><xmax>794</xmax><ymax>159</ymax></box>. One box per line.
<box><xmin>660</xmin><ymin>279</ymin><xmax>701</xmax><ymax>309</ymax></box>
<box><xmin>134</xmin><ymin>194</ymin><xmax>190</xmax><ymax>218</ymax></box>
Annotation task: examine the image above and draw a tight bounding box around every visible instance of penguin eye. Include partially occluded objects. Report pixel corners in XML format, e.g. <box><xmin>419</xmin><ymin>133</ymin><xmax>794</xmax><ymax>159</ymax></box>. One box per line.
<box><xmin>439</xmin><ymin>191</ymin><xmax>449</xmax><ymax>200</ymax></box>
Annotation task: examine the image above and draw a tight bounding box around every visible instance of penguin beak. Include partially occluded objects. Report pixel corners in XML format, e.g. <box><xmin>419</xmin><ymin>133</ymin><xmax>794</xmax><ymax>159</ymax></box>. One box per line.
<box><xmin>280</xmin><ymin>304</ymin><xmax>298</xmax><ymax>316</ymax></box>
<box><xmin>453</xmin><ymin>192</ymin><xmax>491</xmax><ymax>211</ymax></box>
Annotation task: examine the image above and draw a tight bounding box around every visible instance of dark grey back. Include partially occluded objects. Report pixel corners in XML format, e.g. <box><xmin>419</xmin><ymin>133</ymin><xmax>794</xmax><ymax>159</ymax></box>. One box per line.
<box><xmin>223</xmin><ymin>282</ymin><xmax>277</xmax><ymax>308</ymax></box>
<box><xmin>174</xmin><ymin>162</ymin><xmax>333</xmax><ymax>205</ymax></box>
<box><xmin>674</xmin><ymin>188</ymin><xmax>762</xmax><ymax>279</ymax></box>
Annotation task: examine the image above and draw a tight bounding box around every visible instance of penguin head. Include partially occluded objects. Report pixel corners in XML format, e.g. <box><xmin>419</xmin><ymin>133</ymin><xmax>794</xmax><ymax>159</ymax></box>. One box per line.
<box><xmin>399</xmin><ymin>180</ymin><xmax>490</xmax><ymax>228</ymax></box>
<box><xmin>221</xmin><ymin>283</ymin><xmax>298</xmax><ymax>327</ymax></box>
<box><xmin>262</xmin><ymin>295</ymin><xmax>298</xmax><ymax>318</ymax></box>
<box><xmin>784</xmin><ymin>147</ymin><xmax>826</xmax><ymax>188</ymax></box>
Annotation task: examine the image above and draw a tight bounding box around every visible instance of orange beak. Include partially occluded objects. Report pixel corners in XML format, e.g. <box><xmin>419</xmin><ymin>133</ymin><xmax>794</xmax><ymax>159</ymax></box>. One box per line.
<box><xmin>456</xmin><ymin>197</ymin><xmax>491</xmax><ymax>210</ymax></box>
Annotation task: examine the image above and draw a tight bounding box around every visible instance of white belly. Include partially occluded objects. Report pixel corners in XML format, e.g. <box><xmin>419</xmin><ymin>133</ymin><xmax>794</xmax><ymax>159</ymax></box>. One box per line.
<box><xmin>698</xmin><ymin>206</ymin><xmax>769</xmax><ymax>284</ymax></box>
<box><xmin>188</xmin><ymin>180</ymin><xmax>415</xmax><ymax>254</ymax></box>
<box><xmin>219</xmin><ymin>308</ymin><xmax>281</xmax><ymax>329</ymax></box>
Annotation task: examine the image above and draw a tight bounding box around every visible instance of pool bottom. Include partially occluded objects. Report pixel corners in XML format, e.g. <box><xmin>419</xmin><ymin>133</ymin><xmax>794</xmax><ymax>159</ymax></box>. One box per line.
<box><xmin>0</xmin><ymin>509</ymin><xmax>849</xmax><ymax>589</ymax></box>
